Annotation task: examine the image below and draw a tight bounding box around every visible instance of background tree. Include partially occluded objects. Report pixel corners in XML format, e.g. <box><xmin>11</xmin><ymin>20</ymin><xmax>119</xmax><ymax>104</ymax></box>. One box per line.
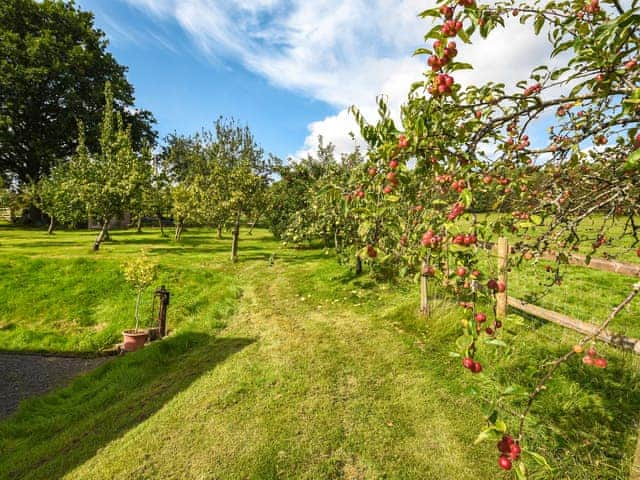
<box><xmin>146</xmin><ymin>164</ymin><xmax>173</xmax><ymax>236</ymax></box>
<box><xmin>163</xmin><ymin>119</ymin><xmax>275</xmax><ymax>258</ymax></box>
<box><xmin>0</xmin><ymin>0</ymin><xmax>156</xmax><ymax>190</ymax></box>
<box><xmin>64</xmin><ymin>83</ymin><xmax>149</xmax><ymax>250</ymax></box>
<box><xmin>129</xmin><ymin>144</ymin><xmax>155</xmax><ymax>233</ymax></box>
<box><xmin>36</xmin><ymin>162</ymin><xmax>86</xmax><ymax>234</ymax></box>
<box><xmin>210</xmin><ymin>118</ymin><xmax>275</xmax><ymax>261</ymax></box>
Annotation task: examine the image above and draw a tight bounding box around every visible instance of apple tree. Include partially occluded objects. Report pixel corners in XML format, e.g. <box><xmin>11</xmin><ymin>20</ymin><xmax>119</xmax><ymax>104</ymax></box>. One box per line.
<box><xmin>343</xmin><ymin>0</ymin><xmax>640</xmax><ymax>475</ymax></box>
<box><xmin>60</xmin><ymin>82</ymin><xmax>151</xmax><ymax>250</ymax></box>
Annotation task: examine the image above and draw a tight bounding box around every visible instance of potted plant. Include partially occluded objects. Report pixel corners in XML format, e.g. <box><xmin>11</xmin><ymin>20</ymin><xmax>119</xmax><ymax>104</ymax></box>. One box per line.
<box><xmin>122</xmin><ymin>250</ymin><xmax>157</xmax><ymax>352</ymax></box>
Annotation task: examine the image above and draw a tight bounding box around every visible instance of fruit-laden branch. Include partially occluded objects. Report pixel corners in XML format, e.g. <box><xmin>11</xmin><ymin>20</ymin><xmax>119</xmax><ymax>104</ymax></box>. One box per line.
<box><xmin>516</xmin><ymin>282</ymin><xmax>640</xmax><ymax>441</ymax></box>
<box><xmin>465</xmin><ymin>91</ymin><xmax>630</xmax><ymax>153</ymax></box>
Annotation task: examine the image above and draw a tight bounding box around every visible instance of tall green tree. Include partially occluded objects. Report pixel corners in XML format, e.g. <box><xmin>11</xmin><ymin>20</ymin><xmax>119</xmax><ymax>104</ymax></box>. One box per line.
<box><xmin>0</xmin><ymin>0</ymin><xmax>156</xmax><ymax>186</ymax></box>
<box><xmin>60</xmin><ymin>83</ymin><xmax>149</xmax><ymax>250</ymax></box>
<box><xmin>208</xmin><ymin>118</ymin><xmax>275</xmax><ymax>261</ymax></box>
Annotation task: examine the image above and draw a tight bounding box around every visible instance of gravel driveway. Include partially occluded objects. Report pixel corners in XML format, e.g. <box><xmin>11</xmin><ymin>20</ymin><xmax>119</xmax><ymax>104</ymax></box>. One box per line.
<box><xmin>0</xmin><ymin>353</ymin><xmax>109</xmax><ymax>419</ymax></box>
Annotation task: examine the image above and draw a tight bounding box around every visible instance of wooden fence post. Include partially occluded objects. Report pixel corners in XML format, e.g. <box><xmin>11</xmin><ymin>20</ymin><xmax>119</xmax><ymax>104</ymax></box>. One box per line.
<box><xmin>496</xmin><ymin>237</ymin><xmax>509</xmax><ymax>319</ymax></box>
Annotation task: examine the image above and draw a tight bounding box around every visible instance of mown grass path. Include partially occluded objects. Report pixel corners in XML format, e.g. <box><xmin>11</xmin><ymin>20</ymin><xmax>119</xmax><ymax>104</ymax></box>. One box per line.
<box><xmin>60</xmin><ymin>260</ymin><xmax>495</xmax><ymax>479</ymax></box>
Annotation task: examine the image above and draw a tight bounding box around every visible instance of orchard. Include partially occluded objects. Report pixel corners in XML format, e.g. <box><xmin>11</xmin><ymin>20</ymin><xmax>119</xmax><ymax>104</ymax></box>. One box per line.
<box><xmin>1</xmin><ymin>0</ymin><xmax>639</xmax><ymax>478</ymax></box>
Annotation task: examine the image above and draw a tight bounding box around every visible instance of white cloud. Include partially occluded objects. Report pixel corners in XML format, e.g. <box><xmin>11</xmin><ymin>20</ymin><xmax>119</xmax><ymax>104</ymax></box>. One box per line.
<box><xmin>120</xmin><ymin>0</ymin><xmax>567</xmax><ymax>158</ymax></box>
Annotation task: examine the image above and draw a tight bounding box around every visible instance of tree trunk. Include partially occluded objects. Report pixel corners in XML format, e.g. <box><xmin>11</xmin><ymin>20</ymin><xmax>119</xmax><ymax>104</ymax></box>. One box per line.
<box><xmin>93</xmin><ymin>220</ymin><xmax>110</xmax><ymax>251</ymax></box>
<box><xmin>134</xmin><ymin>290</ymin><xmax>142</xmax><ymax>332</ymax></box>
<box><xmin>47</xmin><ymin>216</ymin><xmax>55</xmax><ymax>235</ymax></box>
<box><xmin>175</xmin><ymin>221</ymin><xmax>183</xmax><ymax>241</ymax></box>
<box><xmin>231</xmin><ymin>213</ymin><xmax>241</xmax><ymax>262</ymax></box>
<box><xmin>157</xmin><ymin>214</ymin><xmax>165</xmax><ymax>235</ymax></box>
<box><xmin>248</xmin><ymin>214</ymin><xmax>261</xmax><ymax>235</ymax></box>
<box><xmin>136</xmin><ymin>216</ymin><xmax>142</xmax><ymax>233</ymax></box>
<box><xmin>217</xmin><ymin>225</ymin><xmax>223</xmax><ymax>239</ymax></box>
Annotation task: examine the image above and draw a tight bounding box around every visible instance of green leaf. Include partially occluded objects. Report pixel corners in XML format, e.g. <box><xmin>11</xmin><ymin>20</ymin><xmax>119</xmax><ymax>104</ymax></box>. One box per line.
<box><xmin>460</xmin><ymin>189</ymin><xmax>473</xmax><ymax>208</ymax></box>
<box><xmin>413</xmin><ymin>47</ymin><xmax>433</xmax><ymax>56</ymax></box>
<box><xmin>485</xmin><ymin>338</ymin><xmax>507</xmax><ymax>348</ymax></box>
<box><xmin>474</xmin><ymin>426</ymin><xmax>503</xmax><ymax>444</ymax></box>
<box><xmin>455</xmin><ymin>334</ymin><xmax>473</xmax><ymax>351</ymax></box>
<box><xmin>457</xmin><ymin>27</ymin><xmax>471</xmax><ymax>44</ymax></box>
<box><xmin>534</xmin><ymin>15</ymin><xmax>545</xmax><ymax>35</ymax></box>
<box><xmin>448</xmin><ymin>62</ymin><xmax>474</xmax><ymax>72</ymax></box>
<box><xmin>525</xmin><ymin>450</ymin><xmax>551</xmax><ymax>470</ymax></box>
<box><xmin>514</xmin><ymin>461</ymin><xmax>527</xmax><ymax>480</ymax></box>
<box><xmin>502</xmin><ymin>385</ymin><xmax>528</xmax><ymax>396</ymax></box>
<box><xmin>529</xmin><ymin>214</ymin><xmax>542</xmax><ymax>226</ymax></box>
<box><xmin>624</xmin><ymin>149</ymin><xmax>640</xmax><ymax>172</ymax></box>
<box><xmin>506</xmin><ymin>314</ymin><xmax>525</xmax><ymax>327</ymax></box>
<box><xmin>418</xmin><ymin>8</ymin><xmax>440</xmax><ymax>18</ymax></box>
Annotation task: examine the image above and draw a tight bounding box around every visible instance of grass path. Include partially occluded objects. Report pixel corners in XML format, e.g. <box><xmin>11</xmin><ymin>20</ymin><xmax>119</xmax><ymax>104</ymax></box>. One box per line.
<box><xmin>62</xmin><ymin>260</ymin><xmax>495</xmax><ymax>479</ymax></box>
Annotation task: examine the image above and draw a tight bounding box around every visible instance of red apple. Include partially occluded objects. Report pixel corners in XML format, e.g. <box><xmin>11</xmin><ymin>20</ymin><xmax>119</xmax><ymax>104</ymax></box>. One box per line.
<box><xmin>498</xmin><ymin>456</ymin><xmax>512</xmax><ymax>470</ymax></box>
<box><xmin>594</xmin><ymin>357</ymin><xmax>608</xmax><ymax>368</ymax></box>
<box><xmin>510</xmin><ymin>443</ymin><xmax>521</xmax><ymax>460</ymax></box>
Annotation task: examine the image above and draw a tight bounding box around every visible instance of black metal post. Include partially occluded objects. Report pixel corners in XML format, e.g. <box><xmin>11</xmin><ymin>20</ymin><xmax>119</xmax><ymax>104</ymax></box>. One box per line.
<box><xmin>155</xmin><ymin>286</ymin><xmax>170</xmax><ymax>337</ymax></box>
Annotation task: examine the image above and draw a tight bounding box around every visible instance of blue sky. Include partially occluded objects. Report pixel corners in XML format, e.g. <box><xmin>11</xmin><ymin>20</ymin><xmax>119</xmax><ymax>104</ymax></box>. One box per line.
<box><xmin>77</xmin><ymin>0</ymin><xmax>337</xmax><ymax>159</ymax></box>
<box><xmin>75</xmin><ymin>1</ymin><xmax>559</xmax><ymax>159</ymax></box>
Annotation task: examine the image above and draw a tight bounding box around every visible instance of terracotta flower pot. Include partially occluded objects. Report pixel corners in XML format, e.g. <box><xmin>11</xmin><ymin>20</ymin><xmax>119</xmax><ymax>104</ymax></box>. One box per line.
<box><xmin>122</xmin><ymin>329</ymin><xmax>148</xmax><ymax>352</ymax></box>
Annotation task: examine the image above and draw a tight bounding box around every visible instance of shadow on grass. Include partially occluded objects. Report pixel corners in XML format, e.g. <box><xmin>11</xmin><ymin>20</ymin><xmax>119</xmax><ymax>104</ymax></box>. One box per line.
<box><xmin>0</xmin><ymin>332</ymin><xmax>254</xmax><ymax>480</ymax></box>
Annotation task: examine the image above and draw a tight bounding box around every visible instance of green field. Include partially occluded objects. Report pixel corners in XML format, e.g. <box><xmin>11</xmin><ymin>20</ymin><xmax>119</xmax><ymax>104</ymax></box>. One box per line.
<box><xmin>0</xmin><ymin>225</ymin><xmax>639</xmax><ymax>479</ymax></box>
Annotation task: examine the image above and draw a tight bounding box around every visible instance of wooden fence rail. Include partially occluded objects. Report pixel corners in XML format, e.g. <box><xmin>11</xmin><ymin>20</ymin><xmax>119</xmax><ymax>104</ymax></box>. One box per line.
<box><xmin>482</xmin><ymin>241</ymin><xmax>640</xmax><ymax>278</ymax></box>
<box><xmin>539</xmin><ymin>251</ymin><xmax>640</xmax><ymax>277</ymax></box>
<box><xmin>507</xmin><ymin>296</ymin><xmax>640</xmax><ymax>355</ymax></box>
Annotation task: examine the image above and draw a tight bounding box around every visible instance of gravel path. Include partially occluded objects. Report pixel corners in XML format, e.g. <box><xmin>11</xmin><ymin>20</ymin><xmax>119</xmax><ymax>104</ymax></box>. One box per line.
<box><xmin>0</xmin><ymin>353</ymin><xmax>109</xmax><ymax>419</ymax></box>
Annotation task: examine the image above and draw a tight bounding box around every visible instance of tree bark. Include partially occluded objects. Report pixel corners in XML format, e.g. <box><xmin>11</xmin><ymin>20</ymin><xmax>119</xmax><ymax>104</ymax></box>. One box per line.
<box><xmin>93</xmin><ymin>219</ymin><xmax>110</xmax><ymax>251</ymax></box>
<box><xmin>217</xmin><ymin>224</ymin><xmax>223</xmax><ymax>239</ymax></box>
<box><xmin>248</xmin><ymin>214</ymin><xmax>261</xmax><ymax>235</ymax></box>
<box><xmin>231</xmin><ymin>213</ymin><xmax>241</xmax><ymax>262</ymax></box>
<box><xmin>157</xmin><ymin>214</ymin><xmax>165</xmax><ymax>235</ymax></box>
<box><xmin>47</xmin><ymin>216</ymin><xmax>55</xmax><ymax>235</ymax></box>
<box><xmin>136</xmin><ymin>215</ymin><xmax>142</xmax><ymax>233</ymax></box>
<box><xmin>175</xmin><ymin>221</ymin><xmax>183</xmax><ymax>241</ymax></box>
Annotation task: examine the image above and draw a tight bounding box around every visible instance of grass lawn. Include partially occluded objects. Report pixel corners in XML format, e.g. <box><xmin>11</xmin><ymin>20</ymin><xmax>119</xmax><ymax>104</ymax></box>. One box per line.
<box><xmin>0</xmin><ymin>225</ymin><xmax>638</xmax><ymax>479</ymax></box>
